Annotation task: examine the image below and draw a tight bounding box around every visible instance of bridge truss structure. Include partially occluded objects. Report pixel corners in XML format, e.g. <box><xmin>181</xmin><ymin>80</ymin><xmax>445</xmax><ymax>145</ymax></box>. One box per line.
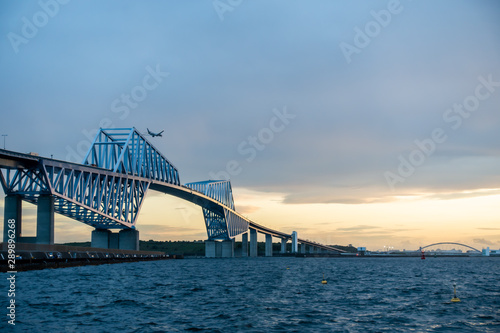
<box><xmin>0</xmin><ymin>128</ymin><xmax>248</xmax><ymax>239</ymax></box>
<box><xmin>0</xmin><ymin>127</ymin><xmax>344</xmax><ymax>253</ymax></box>
<box><xmin>0</xmin><ymin>128</ymin><xmax>180</xmax><ymax>229</ymax></box>
<box><xmin>185</xmin><ymin>180</ymin><xmax>247</xmax><ymax>240</ymax></box>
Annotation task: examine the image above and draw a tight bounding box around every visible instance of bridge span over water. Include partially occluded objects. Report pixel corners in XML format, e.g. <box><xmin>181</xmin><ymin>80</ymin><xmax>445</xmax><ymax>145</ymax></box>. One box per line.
<box><xmin>0</xmin><ymin>128</ymin><xmax>343</xmax><ymax>257</ymax></box>
<box><xmin>420</xmin><ymin>243</ymin><xmax>481</xmax><ymax>253</ymax></box>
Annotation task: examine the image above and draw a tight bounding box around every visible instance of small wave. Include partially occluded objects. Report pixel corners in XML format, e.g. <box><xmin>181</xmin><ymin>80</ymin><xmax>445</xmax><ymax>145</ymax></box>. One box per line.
<box><xmin>113</xmin><ymin>299</ymin><xmax>139</xmax><ymax>306</ymax></box>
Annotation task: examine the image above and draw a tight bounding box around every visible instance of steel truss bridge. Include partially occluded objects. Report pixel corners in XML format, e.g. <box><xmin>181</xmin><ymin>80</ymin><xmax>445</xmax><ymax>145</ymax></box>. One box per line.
<box><xmin>0</xmin><ymin>128</ymin><xmax>343</xmax><ymax>256</ymax></box>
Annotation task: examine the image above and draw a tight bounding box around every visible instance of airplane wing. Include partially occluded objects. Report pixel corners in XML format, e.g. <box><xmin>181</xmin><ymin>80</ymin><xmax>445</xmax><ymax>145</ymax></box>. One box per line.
<box><xmin>146</xmin><ymin>128</ymin><xmax>164</xmax><ymax>137</ymax></box>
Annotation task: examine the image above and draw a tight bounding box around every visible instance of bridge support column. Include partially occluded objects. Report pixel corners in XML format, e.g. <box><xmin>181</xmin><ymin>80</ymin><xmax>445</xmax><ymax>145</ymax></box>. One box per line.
<box><xmin>280</xmin><ymin>238</ymin><xmax>286</xmax><ymax>254</ymax></box>
<box><xmin>3</xmin><ymin>195</ymin><xmax>22</xmax><ymax>243</ymax></box>
<box><xmin>119</xmin><ymin>229</ymin><xmax>139</xmax><ymax>251</ymax></box>
<box><xmin>221</xmin><ymin>239</ymin><xmax>234</xmax><ymax>258</ymax></box>
<box><xmin>241</xmin><ymin>232</ymin><xmax>248</xmax><ymax>257</ymax></box>
<box><xmin>300</xmin><ymin>243</ymin><xmax>306</xmax><ymax>254</ymax></box>
<box><xmin>216</xmin><ymin>241</ymin><xmax>222</xmax><ymax>257</ymax></box>
<box><xmin>36</xmin><ymin>195</ymin><xmax>55</xmax><ymax>244</ymax></box>
<box><xmin>265</xmin><ymin>234</ymin><xmax>273</xmax><ymax>257</ymax></box>
<box><xmin>109</xmin><ymin>232</ymin><xmax>119</xmax><ymax>249</ymax></box>
<box><xmin>291</xmin><ymin>231</ymin><xmax>298</xmax><ymax>253</ymax></box>
<box><xmin>250</xmin><ymin>228</ymin><xmax>257</xmax><ymax>257</ymax></box>
<box><xmin>205</xmin><ymin>240</ymin><xmax>216</xmax><ymax>258</ymax></box>
<box><xmin>91</xmin><ymin>229</ymin><xmax>111</xmax><ymax>248</ymax></box>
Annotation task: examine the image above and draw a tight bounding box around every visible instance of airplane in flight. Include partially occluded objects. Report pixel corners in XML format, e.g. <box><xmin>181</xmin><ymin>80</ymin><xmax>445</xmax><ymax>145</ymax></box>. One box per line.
<box><xmin>147</xmin><ymin>128</ymin><xmax>164</xmax><ymax>137</ymax></box>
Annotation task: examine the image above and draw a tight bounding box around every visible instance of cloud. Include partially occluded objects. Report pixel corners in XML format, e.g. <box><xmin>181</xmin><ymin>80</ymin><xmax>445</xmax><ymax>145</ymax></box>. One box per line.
<box><xmin>282</xmin><ymin>187</ymin><xmax>400</xmax><ymax>205</ymax></box>
<box><xmin>235</xmin><ymin>205</ymin><xmax>260</xmax><ymax>214</ymax></box>
<box><xmin>55</xmin><ymin>220</ymin><xmax>94</xmax><ymax>243</ymax></box>
<box><xmin>2</xmin><ymin>1</ymin><xmax>499</xmax><ymax>206</ymax></box>
<box><xmin>139</xmin><ymin>224</ymin><xmax>200</xmax><ymax>233</ymax></box>
<box><xmin>280</xmin><ymin>182</ymin><xmax>500</xmax><ymax>205</ymax></box>
<box><xmin>473</xmin><ymin>238</ymin><xmax>495</xmax><ymax>246</ymax></box>
<box><xmin>1</xmin><ymin>1</ymin><xmax>500</xmax><ymax>250</ymax></box>
<box><xmin>138</xmin><ymin>224</ymin><xmax>207</xmax><ymax>240</ymax></box>
<box><xmin>336</xmin><ymin>225</ymin><xmax>381</xmax><ymax>232</ymax></box>
<box><xmin>424</xmin><ymin>188</ymin><xmax>500</xmax><ymax>201</ymax></box>
<box><xmin>331</xmin><ymin>225</ymin><xmax>419</xmax><ymax>241</ymax></box>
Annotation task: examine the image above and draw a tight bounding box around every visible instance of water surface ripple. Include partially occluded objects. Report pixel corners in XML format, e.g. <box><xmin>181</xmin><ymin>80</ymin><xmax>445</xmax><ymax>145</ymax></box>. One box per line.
<box><xmin>7</xmin><ymin>257</ymin><xmax>500</xmax><ymax>332</ymax></box>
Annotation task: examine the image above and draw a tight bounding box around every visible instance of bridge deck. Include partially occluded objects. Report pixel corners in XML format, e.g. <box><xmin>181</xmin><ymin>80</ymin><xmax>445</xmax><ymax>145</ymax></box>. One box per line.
<box><xmin>0</xmin><ymin>149</ymin><xmax>344</xmax><ymax>253</ymax></box>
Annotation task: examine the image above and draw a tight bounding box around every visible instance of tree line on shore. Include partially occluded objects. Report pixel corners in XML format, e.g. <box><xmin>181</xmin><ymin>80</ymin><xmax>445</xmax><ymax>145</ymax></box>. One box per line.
<box><xmin>63</xmin><ymin>240</ymin><xmax>357</xmax><ymax>256</ymax></box>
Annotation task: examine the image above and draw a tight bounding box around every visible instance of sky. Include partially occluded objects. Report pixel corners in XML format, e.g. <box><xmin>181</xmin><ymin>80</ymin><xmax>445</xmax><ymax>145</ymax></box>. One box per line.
<box><xmin>1</xmin><ymin>0</ymin><xmax>499</xmax><ymax>251</ymax></box>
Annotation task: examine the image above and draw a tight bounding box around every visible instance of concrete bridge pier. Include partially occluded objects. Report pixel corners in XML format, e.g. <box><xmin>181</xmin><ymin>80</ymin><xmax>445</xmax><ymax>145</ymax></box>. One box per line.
<box><xmin>221</xmin><ymin>239</ymin><xmax>234</xmax><ymax>257</ymax></box>
<box><xmin>280</xmin><ymin>238</ymin><xmax>287</xmax><ymax>254</ymax></box>
<box><xmin>91</xmin><ymin>229</ymin><xmax>122</xmax><ymax>249</ymax></box>
<box><xmin>109</xmin><ymin>232</ymin><xmax>119</xmax><ymax>249</ymax></box>
<box><xmin>291</xmin><ymin>231</ymin><xmax>298</xmax><ymax>253</ymax></box>
<box><xmin>36</xmin><ymin>195</ymin><xmax>55</xmax><ymax>244</ymax></box>
<box><xmin>3</xmin><ymin>194</ymin><xmax>55</xmax><ymax>245</ymax></box>
<box><xmin>265</xmin><ymin>234</ymin><xmax>273</xmax><ymax>257</ymax></box>
<box><xmin>205</xmin><ymin>239</ymin><xmax>234</xmax><ymax>257</ymax></box>
<box><xmin>91</xmin><ymin>229</ymin><xmax>111</xmax><ymax>248</ymax></box>
<box><xmin>300</xmin><ymin>243</ymin><xmax>306</xmax><ymax>254</ymax></box>
<box><xmin>119</xmin><ymin>229</ymin><xmax>139</xmax><ymax>250</ymax></box>
<box><xmin>250</xmin><ymin>228</ymin><xmax>258</xmax><ymax>257</ymax></box>
<box><xmin>241</xmin><ymin>232</ymin><xmax>248</xmax><ymax>257</ymax></box>
<box><xmin>205</xmin><ymin>240</ymin><xmax>216</xmax><ymax>258</ymax></box>
<box><xmin>91</xmin><ymin>228</ymin><xmax>139</xmax><ymax>250</ymax></box>
<box><xmin>3</xmin><ymin>195</ymin><xmax>22</xmax><ymax>243</ymax></box>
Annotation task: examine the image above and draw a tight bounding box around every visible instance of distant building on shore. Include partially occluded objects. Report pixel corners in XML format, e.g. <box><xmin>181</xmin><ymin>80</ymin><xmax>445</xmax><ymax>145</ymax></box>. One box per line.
<box><xmin>482</xmin><ymin>247</ymin><xmax>500</xmax><ymax>256</ymax></box>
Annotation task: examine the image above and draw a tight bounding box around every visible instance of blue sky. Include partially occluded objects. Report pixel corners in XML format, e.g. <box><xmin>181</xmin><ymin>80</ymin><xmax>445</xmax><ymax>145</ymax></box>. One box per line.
<box><xmin>1</xmin><ymin>0</ymin><xmax>500</xmax><ymax>249</ymax></box>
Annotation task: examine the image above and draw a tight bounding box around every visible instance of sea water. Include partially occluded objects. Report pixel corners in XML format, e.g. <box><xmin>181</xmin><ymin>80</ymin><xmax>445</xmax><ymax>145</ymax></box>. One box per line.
<box><xmin>5</xmin><ymin>257</ymin><xmax>500</xmax><ymax>332</ymax></box>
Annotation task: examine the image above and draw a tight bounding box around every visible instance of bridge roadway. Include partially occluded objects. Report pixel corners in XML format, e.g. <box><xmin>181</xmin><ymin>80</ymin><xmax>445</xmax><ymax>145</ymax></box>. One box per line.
<box><xmin>0</xmin><ymin>147</ymin><xmax>344</xmax><ymax>256</ymax></box>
